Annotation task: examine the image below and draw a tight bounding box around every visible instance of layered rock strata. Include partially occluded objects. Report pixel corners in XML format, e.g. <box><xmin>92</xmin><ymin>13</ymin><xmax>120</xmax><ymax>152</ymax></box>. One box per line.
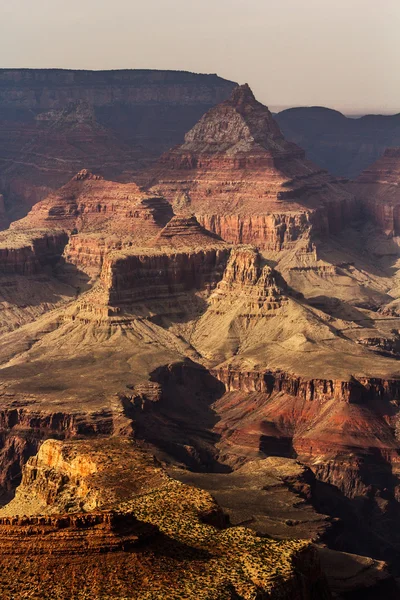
<box><xmin>5</xmin><ymin>170</ymin><xmax>174</xmax><ymax>278</ymax></box>
<box><xmin>139</xmin><ymin>84</ymin><xmax>357</xmax><ymax>249</ymax></box>
<box><xmin>0</xmin><ymin>69</ymin><xmax>237</xmax><ymax>222</ymax></box>
<box><xmin>0</xmin><ymin>230</ymin><xmax>68</xmax><ymax>275</ymax></box>
<box><xmin>0</xmin><ymin>100</ymin><xmax>144</xmax><ymax>224</ymax></box>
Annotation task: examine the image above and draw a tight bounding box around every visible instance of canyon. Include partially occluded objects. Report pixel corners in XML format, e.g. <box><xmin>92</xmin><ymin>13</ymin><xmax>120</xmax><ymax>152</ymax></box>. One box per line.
<box><xmin>0</xmin><ymin>78</ymin><xmax>400</xmax><ymax>598</ymax></box>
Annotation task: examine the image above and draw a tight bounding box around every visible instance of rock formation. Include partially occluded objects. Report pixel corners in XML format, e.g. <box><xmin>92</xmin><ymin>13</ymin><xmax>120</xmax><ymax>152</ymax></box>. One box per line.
<box><xmin>0</xmin><ymin>100</ymin><xmax>145</xmax><ymax>224</ymax></box>
<box><xmin>0</xmin><ymin>69</ymin><xmax>236</xmax><ymax>223</ymax></box>
<box><xmin>7</xmin><ymin>170</ymin><xmax>174</xmax><ymax>279</ymax></box>
<box><xmin>138</xmin><ymin>84</ymin><xmax>357</xmax><ymax>249</ymax></box>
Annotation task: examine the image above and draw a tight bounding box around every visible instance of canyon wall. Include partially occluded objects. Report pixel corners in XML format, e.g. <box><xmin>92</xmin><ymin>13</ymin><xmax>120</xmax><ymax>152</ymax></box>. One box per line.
<box><xmin>351</xmin><ymin>148</ymin><xmax>400</xmax><ymax>235</ymax></box>
<box><xmin>275</xmin><ymin>107</ymin><xmax>400</xmax><ymax>179</ymax></box>
<box><xmin>141</xmin><ymin>85</ymin><xmax>358</xmax><ymax>249</ymax></box>
<box><xmin>102</xmin><ymin>247</ymin><xmax>231</xmax><ymax>314</ymax></box>
<box><xmin>0</xmin><ymin>231</ymin><xmax>68</xmax><ymax>275</ymax></box>
<box><xmin>0</xmin><ymin>437</ymin><xmax>330</xmax><ymax>600</ymax></box>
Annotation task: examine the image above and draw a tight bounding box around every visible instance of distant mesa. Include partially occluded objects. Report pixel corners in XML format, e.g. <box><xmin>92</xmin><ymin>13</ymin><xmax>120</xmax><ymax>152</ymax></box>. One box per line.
<box><xmin>275</xmin><ymin>106</ymin><xmax>400</xmax><ymax>178</ymax></box>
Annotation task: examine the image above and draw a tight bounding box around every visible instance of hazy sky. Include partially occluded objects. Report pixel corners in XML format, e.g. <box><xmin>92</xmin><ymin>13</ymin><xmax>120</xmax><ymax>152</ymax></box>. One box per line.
<box><xmin>0</xmin><ymin>0</ymin><xmax>398</xmax><ymax>114</ymax></box>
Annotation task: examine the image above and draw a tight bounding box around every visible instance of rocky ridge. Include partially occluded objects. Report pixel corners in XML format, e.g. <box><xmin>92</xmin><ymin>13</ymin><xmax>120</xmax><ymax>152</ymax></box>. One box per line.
<box><xmin>1</xmin><ymin>82</ymin><xmax>400</xmax><ymax>598</ymax></box>
<box><xmin>275</xmin><ymin>106</ymin><xmax>400</xmax><ymax>179</ymax></box>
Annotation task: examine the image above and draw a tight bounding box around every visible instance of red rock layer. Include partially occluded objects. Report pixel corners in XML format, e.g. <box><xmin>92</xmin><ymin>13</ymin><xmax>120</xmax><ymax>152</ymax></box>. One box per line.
<box><xmin>139</xmin><ymin>84</ymin><xmax>357</xmax><ymax>249</ymax></box>
<box><xmin>12</xmin><ymin>169</ymin><xmax>172</xmax><ymax>235</ymax></box>
<box><xmin>6</xmin><ymin>170</ymin><xmax>174</xmax><ymax>275</ymax></box>
<box><xmin>0</xmin><ymin>69</ymin><xmax>237</xmax><ymax>224</ymax></box>
<box><xmin>101</xmin><ymin>246</ymin><xmax>231</xmax><ymax>315</ymax></box>
<box><xmin>351</xmin><ymin>148</ymin><xmax>400</xmax><ymax>235</ymax></box>
<box><xmin>0</xmin><ymin>511</ymin><xmax>154</xmax><ymax>555</ymax></box>
<box><xmin>211</xmin><ymin>367</ymin><xmax>400</xmax><ymax>497</ymax></box>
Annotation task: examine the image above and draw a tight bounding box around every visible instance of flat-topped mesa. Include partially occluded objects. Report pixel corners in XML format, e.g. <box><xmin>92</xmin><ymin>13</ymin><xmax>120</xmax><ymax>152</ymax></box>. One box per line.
<box><xmin>99</xmin><ymin>222</ymin><xmax>231</xmax><ymax>318</ymax></box>
<box><xmin>66</xmin><ymin>214</ymin><xmax>232</xmax><ymax>322</ymax></box>
<box><xmin>138</xmin><ymin>84</ymin><xmax>357</xmax><ymax>249</ymax></box>
<box><xmin>351</xmin><ymin>148</ymin><xmax>400</xmax><ymax>235</ymax></box>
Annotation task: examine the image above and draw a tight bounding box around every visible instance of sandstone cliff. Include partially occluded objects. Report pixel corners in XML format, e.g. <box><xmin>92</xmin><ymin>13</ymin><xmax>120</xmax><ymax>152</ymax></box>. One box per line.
<box><xmin>8</xmin><ymin>170</ymin><xmax>174</xmax><ymax>277</ymax></box>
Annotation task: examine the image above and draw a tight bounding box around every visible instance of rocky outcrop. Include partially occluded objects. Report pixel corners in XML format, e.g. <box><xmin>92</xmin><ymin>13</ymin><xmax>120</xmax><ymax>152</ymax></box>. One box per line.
<box><xmin>0</xmin><ymin>437</ymin><xmax>330</xmax><ymax>600</ymax></box>
<box><xmin>0</xmin><ymin>230</ymin><xmax>68</xmax><ymax>275</ymax></box>
<box><xmin>57</xmin><ymin>213</ymin><xmax>231</xmax><ymax>319</ymax></box>
<box><xmin>5</xmin><ymin>172</ymin><xmax>174</xmax><ymax>276</ymax></box>
<box><xmin>199</xmin><ymin>212</ymin><xmax>314</xmax><ymax>250</ymax></box>
<box><xmin>351</xmin><ymin>148</ymin><xmax>400</xmax><ymax>235</ymax></box>
<box><xmin>209</xmin><ymin>246</ymin><xmax>287</xmax><ymax>315</ymax></box>
<box><xmin>12</xmin><ymin>170</ymin><xmax>172</xmax><ymax>235</ymax></box>
<box><xmin>139</xmin><ymin>84</ymin><xmax>358</xmax><ymax>249</ymax></box>
<box><xmin>0</xmin><ymin>511</ymin><xmax>156</xmax><ymax>556</ymax></box>
<box><xmin>212</xmin><ymin>367</ymin><xmax>400</xmax><ymax>403</ymax></box>
<box><xmin>101</xmin><ymin>245</ymin><xmax>231</xmax><ymax>316</ymax></box>
<box><xmin>0</xmin><ymin>407</ymin><xmax>114</xmax><ymax>493</ymax></box>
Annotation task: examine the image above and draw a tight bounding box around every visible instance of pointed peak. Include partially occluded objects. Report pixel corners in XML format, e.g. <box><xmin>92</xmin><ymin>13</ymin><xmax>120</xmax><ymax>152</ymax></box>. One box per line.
<box><xmin>155</xmin><ymin>214</ymin><xmax>223</xmax><ymax>244</ymax></box>
<box><xmin>229</xmin><ymin>84</ymin><xmax>257</xmax><ymax>107</ymax></box>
